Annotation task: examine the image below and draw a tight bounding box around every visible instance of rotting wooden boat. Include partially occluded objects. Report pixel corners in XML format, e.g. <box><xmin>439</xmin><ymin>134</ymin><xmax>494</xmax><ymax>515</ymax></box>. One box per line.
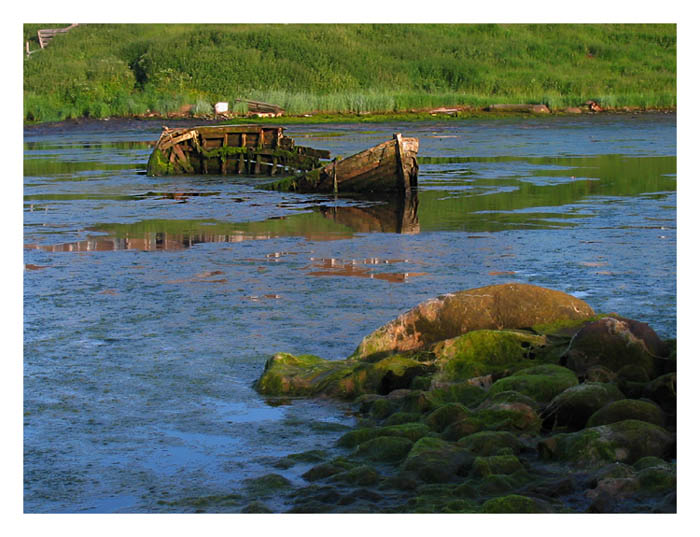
<box><xmin>262</xmin><ymin>133</ymin><xmax>419</xmax><ymax>195</ymax></box>
<box><xmin>146</xmin><ymin>124</ymin><xmax>330</xmax><ymax>177</ymax></box>
<box><xmin>146</xmin><ymin>125</ymin><xmax>419</xmax><ymax>196</ymax></box>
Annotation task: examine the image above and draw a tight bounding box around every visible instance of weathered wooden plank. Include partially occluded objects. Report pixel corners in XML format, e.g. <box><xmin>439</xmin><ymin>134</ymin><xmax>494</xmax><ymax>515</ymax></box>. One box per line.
<box><xmin>394</xmin><ymin>133</ymin><xmax>409</xmax><ymax>192</ymax></box>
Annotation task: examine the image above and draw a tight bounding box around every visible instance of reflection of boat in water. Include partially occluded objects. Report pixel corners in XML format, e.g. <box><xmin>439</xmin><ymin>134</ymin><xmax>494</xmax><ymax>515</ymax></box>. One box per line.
<box><xmin>317</xmin><ymin>194</ymin><xmax>419</xmax><ymax>234</ymax></box>
<box><xmin>25</xmin><ymin>197</ymin><xmax>420</xmax><ymax>253</ymax></box>
<box><xmin>263</xmin><ymin>134</ymin><xmax>419</xmax><ymax>195</ymax></box>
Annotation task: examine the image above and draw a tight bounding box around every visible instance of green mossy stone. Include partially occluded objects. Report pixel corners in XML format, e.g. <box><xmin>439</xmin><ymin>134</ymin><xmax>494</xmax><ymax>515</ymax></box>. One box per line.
<box><xmin>538</xmin><ymin>419</ymin><xmax>674</xmax><ymax>466</ymax></box>
<box><xmin>424</xmin><ymin>402</ymin><xmax>472</xmax><ymax>432</ymax></box>
<box><xmin>477</xmin><ymin>473</ymin><xmax>520</xmax><ymax>495</ymax></box>
<box><xmin>243</xmin><ymin>473</ymin><xmax>292</xmax><ymax>495</ymax></box>
<box><xmin>430</xmin><ymin>329</ymin><xmax>549</xmax><ymax>383</ymax></box>
<box><xmin>355</xmin><ymin>435</ymin><xmax>414</xmax><ymax>462</ymax></box>
<box><xmin>383</xmin><ymin>412</ymin><xmax>422</xmax><ymax>426</ymax></box>
<box><xmin>542</xmin><ymin>382</ymin><xmax>625</xmax><ymax>431</ymax></box>
<box><xmin>472</xmin><ymin>455</ymin><xmax>524</xmax><ymax>477</ymax></box>
<box><xmin>473</xmin><ymin>402</ymin><xmax>542</xmax><ymax>434</ymax></box>
<box><xmin>302</xmin><ymin>463</ymin><xmax>345</xmax><ymax>482</ymax></box>
<box><xmin>587</xmin><ymin>399</ymin><xmax>666</xmax><ymax>428</ymax></box>
<box><xmin>442</xmin><ymin>417</ymin><xmax>483</xmax><ymax>441</ymax></box>
<box><xmin>642</xmin><ymin>373</ymin><xmax>677</xmax><ymax>414</ymax></box>
<box><xmin>488</xmin><ymin>364</ymin><xmax>579</xmax><ymax>403</ymax></box>
<box><xmin>479</xmin><ymin>389</ymin><xmax>540</xmax><ymax>410</ymax></box>
<box><xmin>457</xmin><ymin>431</ymin><xmax>522</xmax><ymax>456</ymax></box>
<box><xmin>481</xmin><ymin>494</ymin><xmax>544</xmax><ymax>513</ymax></box>
<box><xmin>275</xmin><ymin>449</ymin><xmax>327</xmax><ymax>468</ymax></box>
<box><xmin>454</xmin><ymin>481</ymin><xmax>479</xmax><ymax>498</ymax></box>
<box><xmin>633</xmin><ymin>456</ymin><xmax>671</xmax><ymax>471</ymax></box>
<box><xmin>424</xmin><ymin>382</ymin><xmax>488</xmax><ymax>409</ymax></box>
<box><xmin>380</xmin><ymin>422</ymin><xmax>432</xmax><ymax>442</ymax></box>
<box><xmin>240</xmin><ymin>501</ymin><xmax>273</xmax><ymax>513</ymax></box>
<box><xmin>369</xmin><ymin>398</ymin><xmax>396</xmax><ymax>420</ymax></box>
<box><xmin>330</xmin><ymin>465</ymin><xmax>380</xmax><ymax>486</ymax></box>
<box><xmin>337</xmin><ymin>427</ymin><xmax>381</xmax><ymax>448</ymax></box>
<box><xmin>636</xmin><ymin>466</ymin><xmax>676</xmax><ymax>493</ymax></box>
<box><xmin>402</xmin><ymin>437</ymin><xmax>475</xmax><ymax>483</ymax></box>
<box><xmin>410</xmin><ymin>375</ymin><xmax>432</xmax><ymax>391</ymax></box>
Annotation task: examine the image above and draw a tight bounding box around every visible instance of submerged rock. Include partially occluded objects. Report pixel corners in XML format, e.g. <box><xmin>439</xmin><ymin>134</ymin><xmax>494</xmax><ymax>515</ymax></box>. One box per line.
<box><xmin>352</xmin><ymin>283</ymin><xmax>595</xmax><ymax>360</ymax></box>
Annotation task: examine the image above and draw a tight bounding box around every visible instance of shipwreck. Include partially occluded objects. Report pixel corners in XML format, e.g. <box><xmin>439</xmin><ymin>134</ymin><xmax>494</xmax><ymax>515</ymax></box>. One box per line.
<box><xmin>146</xmin><ymin>124</ymin><xmax>419</xmax><ymax>195</ymax></box>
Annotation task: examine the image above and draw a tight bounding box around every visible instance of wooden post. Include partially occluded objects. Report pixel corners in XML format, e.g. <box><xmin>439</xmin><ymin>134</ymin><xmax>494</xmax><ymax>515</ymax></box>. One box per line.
<box><xmin>394</xmin><ymin>133</ymin><xmax>411</xmax><ymax>194</ymax></box>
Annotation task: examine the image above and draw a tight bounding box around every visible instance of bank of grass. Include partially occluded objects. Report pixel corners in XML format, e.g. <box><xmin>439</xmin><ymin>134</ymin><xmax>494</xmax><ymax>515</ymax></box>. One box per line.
<box><xmin>23</xmin><ymin>23</ymin><xmax>676</xmax><ymax>123</ymax></box>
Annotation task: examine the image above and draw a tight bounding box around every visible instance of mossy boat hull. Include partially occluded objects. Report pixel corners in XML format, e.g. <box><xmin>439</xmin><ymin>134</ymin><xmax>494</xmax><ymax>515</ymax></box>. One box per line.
<box><xmin>146</xmin><ymin>124</ymin><xmax>330</xmax><ymax>177</ymax></box>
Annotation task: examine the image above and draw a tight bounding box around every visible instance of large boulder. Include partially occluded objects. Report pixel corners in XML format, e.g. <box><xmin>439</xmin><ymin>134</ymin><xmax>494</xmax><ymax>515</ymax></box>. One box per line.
<box><xmin>564</xmin><ymin>316</ymin><xmax>665</xmax><ymax>379</ymax></box>
<box><xmin>352</xmin><ymin>284</ymin><xmax>595</xmax><ymax>360</ymax></box>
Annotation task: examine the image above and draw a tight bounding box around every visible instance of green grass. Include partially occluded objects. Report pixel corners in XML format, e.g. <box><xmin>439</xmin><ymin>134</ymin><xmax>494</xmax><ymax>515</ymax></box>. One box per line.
<box><xmin>23</xmin><ymin>23</ymin><xmax>676</xmax><ymax>122</ymax></box>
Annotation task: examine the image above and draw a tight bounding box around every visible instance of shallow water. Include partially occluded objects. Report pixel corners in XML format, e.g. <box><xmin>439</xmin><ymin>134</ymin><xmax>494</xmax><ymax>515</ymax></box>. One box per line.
<box><xmin>23</xmin><ymin>115</ymin><xmax>676</xmax><ymax>512</ymax></box>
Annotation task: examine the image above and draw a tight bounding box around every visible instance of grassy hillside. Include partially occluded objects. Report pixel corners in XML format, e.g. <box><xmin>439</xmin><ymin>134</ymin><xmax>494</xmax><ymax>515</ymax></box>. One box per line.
<box><xmin>23</xmin><ymin>23</ymin><xmax>676</xmax><ymax>122</ymax></box>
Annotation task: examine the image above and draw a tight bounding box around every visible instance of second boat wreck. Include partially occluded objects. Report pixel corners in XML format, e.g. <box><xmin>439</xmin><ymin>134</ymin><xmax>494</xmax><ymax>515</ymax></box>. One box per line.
<box><xmin>146</xmin><ymin>124</ymin><xmax>419</xmax><ymax>195</ymax></box>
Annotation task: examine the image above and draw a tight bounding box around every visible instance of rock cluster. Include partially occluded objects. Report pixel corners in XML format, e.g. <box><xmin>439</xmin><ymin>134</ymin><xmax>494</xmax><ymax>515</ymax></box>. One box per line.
<box><xmin>252</xmin><ymin>284</ymin><xmax>676</xmax><ymax>513</ymax></box>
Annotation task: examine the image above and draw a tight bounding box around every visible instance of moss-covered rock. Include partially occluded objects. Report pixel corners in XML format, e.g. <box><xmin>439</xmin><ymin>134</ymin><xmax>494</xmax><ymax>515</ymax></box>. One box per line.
<box><xmin>457</xmin><ymin>431</ymin><xmax>522</xmax><ymax>456</ymax></box>
<box><xmin>423</xmin><ymin>402</ymin><xmax>473</xmax><ymax>432</ymax></box>
<box><xmin>538</xmin><ymin>419</ymin><xmax>674</xmax><ymax>466</ymax></box>
<box><xmin>255</xmin><ymin>352</ymin><xmax>431</xmax><ymax>399</ymax></box>
<box><xmin>541</xmin><ymin>382</ymin><xmax>625</xmax><ymax>431</ymax></box>
<box><xmin>422</xmin><ymin>382</ymin><xmax>488</xmax><ymax>409</ymax></box>
<box><xmin>488</xmin><ymin>364</ymin><xmax>579</xmax><ymax>403</ymax></box>
<box><xmin>330</xmin><ymin>465</ymin><xmax>380</xmax><ymax>486</ymax></box>
<box><xmin>481</xmin><ymin>494</ymin><xmax>545</xmax><ymax>513</ymax></box>
<box><xmin>636</xmin><ymin>465</ymin><xmax>676</xmax><ymax>493</ymax></box>
<box><xmin>472</xmin><ymin>454</ymin><xmax>524</xmax><ymax>477</ymax></box>
<box><xmin>430</xmin><ymin>329</ymin><xmax>549</xmax><ymax>384</ymax></box>
<box><xmin>441</xmin><ymin>417</ymin><xmax>483</xmax><ymax>441</ymax></box>
<box><xmin>243</xmin><ymin>473</ymin><xmax>293</xmax><ymax>495</ymax></box>
<box><xmin>402</xmin><ymin>437</ymin><xmax>474</xmax><ymax>483</ymax></box>
<box><xmin>240</xmin><ymin>501</ymin><xmax>273</xmax><ymax>513</ymax></box>
<box><xmin>352</xmin><ymin>284</ymin><xmax>595</xmax><ymax>360</ymax></box>
<box><xmin>302</xmin><ymin>463</ymin><xmax>345</xmax><ymax>482</ymax></box>
<box><xmin>383</xmin><ymin>412</ymin><xmax>422</xmax><ymax>426</ymax></box>
<box><xmin>642</xmin><ymin>373</ymin><xmax>677</xmax><ymax>414</ymax></box>
<box><xmin>564</xmin><ymin>316</ymin><xmax>664</xmax><ymax>379</ymax></box>
<box><xmin>473</xmin><ymin>401</ymin><xmax>542</xmax><ymax>434</ymax></box>
<box><xmin>587</xmin><ymin>399</ymin><xmax>666</xmax><ymax>428</ymax></box>
<box><xmin>338</xmin><ymin>422</ymin><xmax>431</xmax><ymax>449</ymax></box>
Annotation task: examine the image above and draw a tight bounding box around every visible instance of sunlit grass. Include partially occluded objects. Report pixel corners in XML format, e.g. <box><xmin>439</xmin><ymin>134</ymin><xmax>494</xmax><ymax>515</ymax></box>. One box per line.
<box><xmin>23</xmin><ymin>23</ymin><xmax>676</xmax><ymax>122</ymax></box>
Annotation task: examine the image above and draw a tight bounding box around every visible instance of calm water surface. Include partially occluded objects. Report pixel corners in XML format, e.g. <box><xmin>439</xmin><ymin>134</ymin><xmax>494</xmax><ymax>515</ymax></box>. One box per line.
<box><xmin>23</xmin><ymin>115</ymin><xmax>676</xmax><ymax>512</ymax></box>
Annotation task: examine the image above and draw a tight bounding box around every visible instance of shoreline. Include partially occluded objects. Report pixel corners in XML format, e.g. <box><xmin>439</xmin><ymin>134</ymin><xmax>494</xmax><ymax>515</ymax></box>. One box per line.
<box><xmin>23</xmin><ymin>106</ymin><xmax>677</xmax><ymax>129</ymax></box>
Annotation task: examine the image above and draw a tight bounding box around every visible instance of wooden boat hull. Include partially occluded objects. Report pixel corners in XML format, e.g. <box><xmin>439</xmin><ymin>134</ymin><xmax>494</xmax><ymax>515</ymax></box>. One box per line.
<box><xmin>146</xmin><ymin>124</ymin><xmax>330</xmax><ymax>177</ymax></box>
<box><xmin>263</xmin><ymin>134</ymin><xmax>419</xmax><ymax>194</ymax></box>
